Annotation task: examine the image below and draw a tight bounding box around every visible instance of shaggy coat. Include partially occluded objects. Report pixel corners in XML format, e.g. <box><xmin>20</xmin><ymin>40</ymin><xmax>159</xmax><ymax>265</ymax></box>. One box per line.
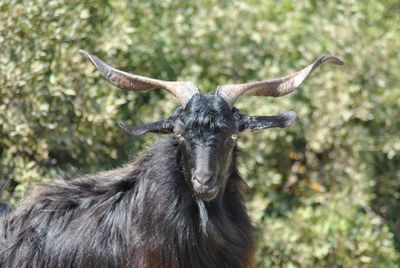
<box><xmin>0</xmin><ymin>137</ymin><xmax>254</xmax><ymax>268</ymax></box>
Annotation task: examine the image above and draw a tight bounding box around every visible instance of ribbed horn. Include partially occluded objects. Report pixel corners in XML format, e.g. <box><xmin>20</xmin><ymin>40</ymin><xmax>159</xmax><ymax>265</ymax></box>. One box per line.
<box><xmin>79</xmin><ymin>50</ymin><xmax>199</xmax><ymax>107</ymax></box>
<box><xmin>216</xmin><ymin>55</ymin><xmax>344</xmax><ymax>108</ymax></box>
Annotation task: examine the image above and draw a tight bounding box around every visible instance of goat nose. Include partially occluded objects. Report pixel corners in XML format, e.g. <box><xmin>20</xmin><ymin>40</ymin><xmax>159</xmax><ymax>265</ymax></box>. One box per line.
<box><xmin>193</xmin><ymin>172</ymin><xmax>212</xmax><ymax>185</ymax></box>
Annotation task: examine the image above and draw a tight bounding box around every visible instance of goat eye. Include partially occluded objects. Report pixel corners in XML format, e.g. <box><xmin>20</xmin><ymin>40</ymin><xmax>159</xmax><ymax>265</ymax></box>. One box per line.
<box><xmin>231</xmin><ymin>134</ymin><xmax>238</xmax><ymax>140</ymax></box>
<box><xmin>175</xmin><ymin>132</ymin><xmax>184</xmax><ymax>140</ymax></box>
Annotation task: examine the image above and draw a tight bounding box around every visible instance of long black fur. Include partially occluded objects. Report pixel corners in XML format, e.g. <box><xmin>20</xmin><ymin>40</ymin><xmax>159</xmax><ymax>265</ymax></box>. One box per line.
<box><xmin>0</xmin><ymin>96</ymin><xmax>255</xmax><ymax>268</ymax></box>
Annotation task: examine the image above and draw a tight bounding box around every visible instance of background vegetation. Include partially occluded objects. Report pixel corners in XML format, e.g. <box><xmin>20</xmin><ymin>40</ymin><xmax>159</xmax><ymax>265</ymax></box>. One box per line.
<box><xmin>1</xmin><ymin>0</ymin><xmax>399</xmax><ymax>266</ymax></box>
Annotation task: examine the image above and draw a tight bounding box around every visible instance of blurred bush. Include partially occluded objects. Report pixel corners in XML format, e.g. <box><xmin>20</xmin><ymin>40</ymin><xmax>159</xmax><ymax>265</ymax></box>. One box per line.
<box><xmin>1</xmin><ymin>0</ymin><xmax>399</xmax><ymax>266</ymax></box>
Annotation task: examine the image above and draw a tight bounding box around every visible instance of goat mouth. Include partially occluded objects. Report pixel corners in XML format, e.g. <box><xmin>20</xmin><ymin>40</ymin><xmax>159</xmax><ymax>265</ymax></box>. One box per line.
<box><xmin>192</xmin><ymin>180</ymin><xmax>219</xmax><ymax>201</ymax></box>
<box><xmin>197</xmin><ymin>190</ymin><xmax>219</xmax><ymax>202</ymax></box>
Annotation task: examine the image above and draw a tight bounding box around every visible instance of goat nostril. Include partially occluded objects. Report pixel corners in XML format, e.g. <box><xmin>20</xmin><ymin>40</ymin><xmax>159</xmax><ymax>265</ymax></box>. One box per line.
<box><xmin>193</xmin><ymin>174</ymin><xmax>212</xmax><ymax>185</ymax></box>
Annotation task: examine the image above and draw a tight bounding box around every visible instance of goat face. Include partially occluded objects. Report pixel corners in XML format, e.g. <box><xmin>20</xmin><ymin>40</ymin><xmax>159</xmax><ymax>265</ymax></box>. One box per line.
<box><xmin>173</xmin><ymin>94</ymin><xmax>238</xmax><ymax>201</ymax></box>
<box><xmin>119</xmin><ymin>93</ymin><xmax>240</xmax><ymax>201</ymax></box>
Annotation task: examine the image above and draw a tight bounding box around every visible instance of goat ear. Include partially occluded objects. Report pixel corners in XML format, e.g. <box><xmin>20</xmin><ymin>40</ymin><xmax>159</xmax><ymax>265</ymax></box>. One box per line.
<box><xmin>239</xmin><ymin>111</ymin><xmax>297</xmax><ymax>132</ymax></box>
<box><xmin>117</xmin><ymin>119</ymin><xmax>174</xmax><ymax>136</ymax></box>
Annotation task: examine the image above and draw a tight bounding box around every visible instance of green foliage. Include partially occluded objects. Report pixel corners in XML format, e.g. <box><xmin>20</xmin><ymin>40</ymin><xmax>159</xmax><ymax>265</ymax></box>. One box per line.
<box><xmin>1</xmin><ymin>0</ymin><xmax>399</xmax><ymax>266</ymax></box>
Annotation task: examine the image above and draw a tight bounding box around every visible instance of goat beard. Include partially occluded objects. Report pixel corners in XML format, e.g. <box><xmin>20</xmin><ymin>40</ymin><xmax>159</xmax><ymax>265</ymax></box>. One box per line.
<box><xmin>195</xmin><ymin>197</ymin><xmax>227</xmax><ymax>246</ymax></box>
<box><xmin>195</xmin><ymin>197</ymin><xmax>209</xmax><ymax>236</ymax></box>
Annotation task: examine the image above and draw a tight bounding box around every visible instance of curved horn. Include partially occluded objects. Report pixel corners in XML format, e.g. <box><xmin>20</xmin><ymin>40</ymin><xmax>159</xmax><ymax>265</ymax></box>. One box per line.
<box><xmin>216</xmin><ymin>55</ymin><xmax>344</xmax><ymax>108</ymax></box>
<box><xmin>79</xmin><ymin>50</ymin><xmax>199</xmax><ymax>107</ymax></box>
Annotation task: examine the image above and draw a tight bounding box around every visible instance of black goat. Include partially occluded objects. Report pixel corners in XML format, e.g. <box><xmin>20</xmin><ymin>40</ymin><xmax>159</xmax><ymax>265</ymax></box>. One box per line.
<box><xmin>0</xmin><ymin>51</ymin><xmax>342</xmax><ymax>268</ymax></box>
